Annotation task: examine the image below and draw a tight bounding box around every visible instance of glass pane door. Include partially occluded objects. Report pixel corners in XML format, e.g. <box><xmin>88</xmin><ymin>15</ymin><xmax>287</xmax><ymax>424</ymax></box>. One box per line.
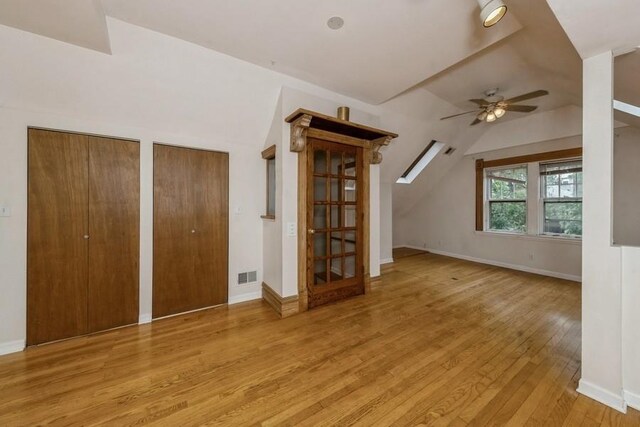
<box><xmin>311</xmin><ymin>143</ymin><xmax>358</xmax><ymax>286</ymax></box>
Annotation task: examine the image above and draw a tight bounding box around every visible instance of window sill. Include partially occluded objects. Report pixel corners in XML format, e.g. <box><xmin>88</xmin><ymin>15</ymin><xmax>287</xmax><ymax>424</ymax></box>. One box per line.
<box><xmin>475</xmin><ymin>230</ymin><xmax>582</xmax><ymax>245</ymax></box>
<box><xmin>261</xmin><ymin>215</ymin><xmax>275</xmax><ymax>221</ymax></box>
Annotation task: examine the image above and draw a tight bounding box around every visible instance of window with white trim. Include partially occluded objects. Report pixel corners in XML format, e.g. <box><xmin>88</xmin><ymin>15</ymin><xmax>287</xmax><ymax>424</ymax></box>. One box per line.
<box><xmin>486</xmin><ymin>166</ymin><xmax>528</xmax><ymax>233</ymax></box>
<box><xmin>540</xmin><ymin>160</ymin><xmax>583</xmax><ymax>236</ymax></box>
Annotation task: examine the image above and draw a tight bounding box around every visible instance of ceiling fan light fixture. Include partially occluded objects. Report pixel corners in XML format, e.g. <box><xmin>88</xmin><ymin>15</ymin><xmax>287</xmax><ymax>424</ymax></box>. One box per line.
<box><xmin>486</xmin><ymin>112</ymin><xmax>497</xmax><ymax>122</ymax></box>
<box><xmin>477</xmin><ymin>111</ymin><xmax>488</xmax><ymax>121</ymax></box>
<box><xmin>478</xmin><ymin>0</ymin><xmax>507</xmax><ymax>28</ymax></box>
<box><xmin>494</xmin><ymin>106</ymin><xmax>506</xmax><ymax>118</ymax></box>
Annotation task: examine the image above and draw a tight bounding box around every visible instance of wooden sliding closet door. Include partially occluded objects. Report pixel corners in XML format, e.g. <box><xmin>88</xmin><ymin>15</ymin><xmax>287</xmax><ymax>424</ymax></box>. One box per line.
<box><xmin>28</xmin><ymin>129</ymin><xmax>89</xmax><ymax>345</ymax></box>
<box><xmin>153</xmin><ymin>145</ymin><xmax>228</xmax><ymax>318</ymax></box>
<box><xmin>87</xmin><ymin>136</ymin><xmax>140</xmax><ymax>332</ymax></box>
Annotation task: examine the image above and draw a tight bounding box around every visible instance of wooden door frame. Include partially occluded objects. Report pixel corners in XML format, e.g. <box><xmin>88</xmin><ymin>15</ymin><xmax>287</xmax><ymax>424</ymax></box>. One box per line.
<box><xmin>287</xmin><ymin>110</ymin><xmax>397</xmax><ymax>313</ymax></box>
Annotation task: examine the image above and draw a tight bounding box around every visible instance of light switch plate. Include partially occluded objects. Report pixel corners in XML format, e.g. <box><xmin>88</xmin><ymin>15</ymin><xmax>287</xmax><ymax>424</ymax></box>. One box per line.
<box><xmin>287</xmin><ymin>222</ymin><xmax>296</xmax><ymax>237</ymax></box>
<box><xmin>0</xmin><ymin>206</ymin><xmax>10</xmax><ymax>217</ymax></box>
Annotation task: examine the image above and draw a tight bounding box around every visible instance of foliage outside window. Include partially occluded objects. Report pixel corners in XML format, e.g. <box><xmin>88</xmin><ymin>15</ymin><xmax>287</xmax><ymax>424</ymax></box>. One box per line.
<box><xmin>540</xmin><ymin>160</ymin><xmax>582</xmax><ymax>236</ymax></box>
<box><xmin>486</xmin><ymin>166</ymin><xmax>528</xmax><ymax>233</ymax></box>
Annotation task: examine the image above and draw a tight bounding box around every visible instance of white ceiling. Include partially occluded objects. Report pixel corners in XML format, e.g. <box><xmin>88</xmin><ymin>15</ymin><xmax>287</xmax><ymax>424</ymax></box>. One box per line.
<box><xmin>0</xmin><ymin>0</ymin><xmax>111</xmax><ymax>53</ymax></box>
<box><xmin>546</xmin><ymin>0</ymin><xmax>640</xmax><ymax>59</ymax></box>
<box><xmin>421</xmin><ymin>0</ymin><xmax>581</xmax><ymax>124</ymax></box>
<box><xmin>0</xmin><ymin>0</ymin><xmax>525</xmax><ymax>105</ymax></box>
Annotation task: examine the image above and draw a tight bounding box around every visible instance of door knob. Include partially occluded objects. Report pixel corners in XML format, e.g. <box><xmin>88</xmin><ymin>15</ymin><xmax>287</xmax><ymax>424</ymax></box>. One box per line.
<box><xmin>191</xmin><ymin>229</ymin><xmax>196</xmax><ymax>233</ymax></box>
<box><xmin>308</xmin><ymin>229</ymin><xmax>315</xmax><ymax>234</ymax></box>
<box><xmin>83</xmin><ymin>235</ymin><xmax>90</xmax><ymax>239</ymax></box>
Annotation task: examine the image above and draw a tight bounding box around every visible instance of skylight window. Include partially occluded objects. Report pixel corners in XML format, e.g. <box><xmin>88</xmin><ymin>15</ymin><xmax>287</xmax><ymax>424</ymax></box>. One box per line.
<box><xmin>396</xmin><ymin>140</ymin><xmax>445</xmax><ymax>184</ymax></box>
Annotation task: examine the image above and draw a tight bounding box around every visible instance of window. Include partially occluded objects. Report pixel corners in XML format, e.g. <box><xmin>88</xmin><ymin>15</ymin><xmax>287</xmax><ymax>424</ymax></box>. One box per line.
<box><xmin>476</xmin><ymin>148</ymin><xmax>583</xmax><ymax>240</ymax></box>
<box><xmin>540</xmin><ymin>160</ymin><xmax>582</xmax><ymax>236</ymax></box>
<box><xmin>486</xmin><ymin>166</ymin><xmax>528</xmax><ymax>233</ymax></box>
<box><xmin>261</xmin><ymin>145</ymin><xmax>276</xmax><ymax>219</ymax></box>
<box><xmin>396</xmin><ymin>140</ymin><xmax>445</xmax><ymax>184</ymax></box>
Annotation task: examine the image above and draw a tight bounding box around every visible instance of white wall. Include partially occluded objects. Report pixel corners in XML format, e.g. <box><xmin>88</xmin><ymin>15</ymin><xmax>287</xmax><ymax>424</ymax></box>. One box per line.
<box><xmin>578</xmin><ymin>50</ymin><xmax>626</xmax><ymax>412</ymax></box>
<box><xmin>613</xmin><ymin>126</ymin><xmax>640</xmax><ymax>246</ymax></box>
<box><xmin>622</xmin><ymin>246</ymin><xmax>640</xmax><ymax>409</ymax></box>
<box><xmin>379</xmin><ymin>183</ymin><xmax>394</xmax><ymax>263</ymax></box>
<box><xmin>0</xmin><ymin>18</ymin><xmax>395</xmax><ymax>353</ymax></box>
<box><xmin>394</xmin><ymin>136</ymin><xmax>583</xmax><ymax>280</ymax></box>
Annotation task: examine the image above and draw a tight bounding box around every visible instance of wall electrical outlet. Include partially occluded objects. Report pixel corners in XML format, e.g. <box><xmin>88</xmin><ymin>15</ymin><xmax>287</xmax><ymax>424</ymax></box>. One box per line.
<box><xmin>0</xmin><ymin>206</ymin><xmax>11</xmax><ymax>217</ymax></box>
<box><xmin>287</xmin><ymin>222</ymin><xmax>297</xmax><ymax>237</ymax></box>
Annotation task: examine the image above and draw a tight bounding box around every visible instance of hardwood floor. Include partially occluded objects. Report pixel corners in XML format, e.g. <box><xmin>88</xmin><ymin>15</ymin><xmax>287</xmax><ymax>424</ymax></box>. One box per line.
<box><xmin>1</xmin><ymin>251</ymin><xmax>639</xmax><ymax>426</ymax></box>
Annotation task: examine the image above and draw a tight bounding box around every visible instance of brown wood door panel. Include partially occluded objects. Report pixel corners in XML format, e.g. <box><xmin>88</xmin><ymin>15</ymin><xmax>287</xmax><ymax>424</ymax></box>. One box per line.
<box><xmin>192</xmin><ymin>149</ymin><xmax>229</xmax><ymax>307</ymax></box>
<box><xmin>27</xmin><ymin>129</ymin><xmax>89</xmax><ymax>345</ymax></box>
<box><xmin>87</xmin><ymin>136</ymin><xmax>140</xmax><ymax>332</ymax></box>
<box><xmin>306</xmin><ymin>138</ymin><xmax>364</xmax><ymax>309</ymax></box>
<box><xmin>153</xmin><ymin>145</ymin><xmax>228</xmax><ymax>318</ymax></box>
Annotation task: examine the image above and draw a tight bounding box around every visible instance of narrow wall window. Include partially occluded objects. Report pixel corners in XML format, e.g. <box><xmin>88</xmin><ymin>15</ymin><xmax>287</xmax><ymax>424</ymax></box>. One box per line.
<box><xmin>262</xmin><ymin>145</ymin><xmax>276</xmax><ymax>219</ymax></box>
<box><xmin>540</xmin><ymin>160</ymin><xmax>583</xmax><ymax>236</ymax></box>
<box><xmin>486</xmin><ymin>166</ymin><xmax>528</xmax><ymax>233</ymax></box>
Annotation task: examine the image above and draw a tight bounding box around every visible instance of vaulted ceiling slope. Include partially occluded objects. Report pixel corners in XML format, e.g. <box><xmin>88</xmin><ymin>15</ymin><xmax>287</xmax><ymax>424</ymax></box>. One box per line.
<box><xmin>0</xmin><ymin>0</ymin><xmax>111</xmax><ymax>53</ymax></box>
<box><xmin>0</xmin><ymin>0</ymin><xmax>523</xmax><ymax>104</ymax></box>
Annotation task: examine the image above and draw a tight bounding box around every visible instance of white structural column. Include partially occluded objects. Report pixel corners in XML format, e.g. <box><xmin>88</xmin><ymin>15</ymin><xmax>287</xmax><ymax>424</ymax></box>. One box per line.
<box><xmin>578</xmin><ymin>50</ymin><xmax>626</xmax><ymax>413</ymax></box>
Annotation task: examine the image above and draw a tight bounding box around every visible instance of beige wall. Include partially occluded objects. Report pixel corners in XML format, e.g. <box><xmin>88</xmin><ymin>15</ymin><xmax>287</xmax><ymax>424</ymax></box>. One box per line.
<box><xmin>394</xmin><ymin>135</ymin><xmax>583</xmax><ymax>281</ymax></box>
<box><xmin>613</xmin><ymin>126</ymin><xmax>640</xmax><ymax>246</ymax></box>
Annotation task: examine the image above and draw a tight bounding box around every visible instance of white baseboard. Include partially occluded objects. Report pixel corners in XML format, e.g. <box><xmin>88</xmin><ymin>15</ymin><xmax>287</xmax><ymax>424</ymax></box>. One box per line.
<box><xmin>624</xmin><ymin>390</ymin><xmax>640</xmax><ymax>411</ymax></box>
<box><xmin>138</xmin><ymin>313</ymin><xmax>152</xmax><ymax>324</ymax></box>
<box><xmin>578</xmin><ymin>379</ymin><xmax>627</xmax><ymax>413</ymax></box>
<box><xmin>380</xmin><ymin>258</ymin><xmax>394</xmax><ymax>265</ymax></box>
<box><xmin>399</xmin><ymin>245</ymin><xmax>582</xmax><ymax>282</ymax></box>
<box><xmin>228</xmin><ymin>291</ymin><xmax>262</xmax><ymax>305</ymax></box>
<box><xmin>0</xmin><ymin>339</ymin><xmax>25</xmax><ymax>356</ymax></box>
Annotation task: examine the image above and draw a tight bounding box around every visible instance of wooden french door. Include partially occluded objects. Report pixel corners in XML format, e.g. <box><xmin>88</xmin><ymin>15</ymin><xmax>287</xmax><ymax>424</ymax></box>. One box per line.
<box><xmin>28</xmin><ymin>129</ymin><xmax>139</xmax><ymax>345</ymax></box>
<box><xmin>307</xmin><ymin>138</ymin><xmax>364</xmax><ymax>308</ymax></box>
<box><xmin>153</xmin><ymin>144</ymin><xmax>229</xmax><ymax>319</ymax></box>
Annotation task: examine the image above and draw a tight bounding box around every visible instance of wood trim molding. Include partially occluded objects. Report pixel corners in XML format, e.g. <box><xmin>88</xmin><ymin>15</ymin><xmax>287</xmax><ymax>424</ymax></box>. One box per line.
<box><xmin>261</xmin><ymin>144</ymin><xmax>276</xmax><ymax>159</ymax></box>
<box><xmin>290</xmin><ymin>114</ymin><xmax>312</xmax><ymax>152</ymax></box>
<box><xmin>370</xmin><ymin>136</ymin><xmax>393</xmax><ymax>165</ymax></box>
<box><xmin>482</xmin><ymin>148</ymin><xmax>582</xmax><ymax>169</ymax></box>
<box><xmin>475</xmin><ymin>147</ymin><xmax>583</xmax><ymax>232</ymax></box>
<box><xmin>262</xmin><ymin>282</ymin><xmax>299</xmax><ymax>318</ymax></box>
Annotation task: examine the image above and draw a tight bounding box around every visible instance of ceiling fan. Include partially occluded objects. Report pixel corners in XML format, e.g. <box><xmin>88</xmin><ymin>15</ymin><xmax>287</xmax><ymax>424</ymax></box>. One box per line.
<box><xmin>440</xmin><ymin>89</ymin><xmax>549</xmax><ymax>126</ymax></box>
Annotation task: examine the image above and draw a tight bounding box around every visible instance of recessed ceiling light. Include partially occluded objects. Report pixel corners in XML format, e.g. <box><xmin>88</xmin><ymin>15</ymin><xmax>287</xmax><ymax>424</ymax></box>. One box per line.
<box><xmin>327</xmin><ymin>16</ymin><xmax>344</xmax><ymax>30</ymax></box>
<box><xmin>478</xmin><ymin>0</ymin><xmax>507</xmax><ymax>28</ymax></box>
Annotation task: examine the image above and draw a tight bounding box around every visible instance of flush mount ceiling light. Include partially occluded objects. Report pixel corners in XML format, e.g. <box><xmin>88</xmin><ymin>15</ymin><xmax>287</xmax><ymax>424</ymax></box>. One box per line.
<box><xmin>478</xmin><ymin>0</ymin><xmax>507</xmax><ymax>28</ymax></box>
<box><xmin>327</xmin><ymin>16</ymin><xmax>344</xmax><ymax>30</ymax></box>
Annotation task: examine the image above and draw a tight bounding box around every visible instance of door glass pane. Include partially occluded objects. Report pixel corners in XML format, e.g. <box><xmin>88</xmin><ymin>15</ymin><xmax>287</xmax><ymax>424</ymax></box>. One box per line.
<box><xmin>345</xmin><ymin>255</ymin><xmax>356</xmax><ymax>278</ymax></box>
<box><xmin>330</xmin><ymin>151</ymin><xmax>342</xmax><ymax>175</ymax></box>
<box><xmin>345</xmin><ymin>179</ymin><xmax>356</xmax><ymax>202</ymax></box>
<box><xmin>314</xmin><ymin>233</ymin><xmax>327</xmax><ymax>257</ymax></box>
<box><xmin>331</xmin><ymin>257</ymin><xmax>343</xmax><ymax>280</ymax></box>
<box><xmin>345</xmin><ymin>230</ymin><xmax>356</xmax><ymax>253</ymax></box>
<box><xmin>314</xmin><ymin>177</ymin><xmax>327</xmax><ymax>201</ymax></box>
<box><xmin>314</xmin><ymin>260</ymin><xmax>327</xmax><ymax>285</ymax></box>
<box><xmin>330</xmin><ymin>205</ymin><xmax>341</xmax><ymax>228</ymax></box>
<box><xmin>331</xmin><ymin>231</ymin><xmax>342</xmax><ymax>256</ymax></box>
<box><xmin>344</xmin><ymin>153</ymin><xmax>356</xmax><ymax>176</ymax></box>
<box><xmin>331</xmin><ymin>178</ymin><xmax>341</xmax><ymax>201</ymax></box>
<box><xmin>314</xmin><ymin>149</ymin><xmax>327</xmax><ymax>174</ymax></box>
<box><xmin>314</xmin><ymin>206</ymin><xmax>327</xmax><ymax>230</ymax></box>
<box><xmin>344</xmin><ymin>205</ymin><xmax>356</xmax><ymax>228</ymax></box>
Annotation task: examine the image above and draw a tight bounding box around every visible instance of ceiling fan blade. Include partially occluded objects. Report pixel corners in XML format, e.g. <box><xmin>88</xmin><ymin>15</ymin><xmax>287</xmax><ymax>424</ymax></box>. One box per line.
<box><xmin>470</xmin><ymin>118</ymin><xmax>483</xmax><ymax>126</ymax></box>
<box><xmin>504</xmin><ymin>105</ymin><xmax>538</xmax><ymax>113</ymax></box>
<box><xmin>504</xmin><ymin>90</ymin><xmax>549</xmax><ymax>104</ymax></box>
<box><xmin>469</xmin><ymin>98</ymin><xmax>490</xmax><ymax>106</ymax></box>
<box><xmin>440</xmin><ymin>110</ymin><xmax>482</xmax><ymax>120</ymax></box>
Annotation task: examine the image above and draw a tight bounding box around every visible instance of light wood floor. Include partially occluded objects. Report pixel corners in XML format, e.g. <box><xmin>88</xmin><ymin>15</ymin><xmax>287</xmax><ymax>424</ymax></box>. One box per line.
<box><xmin>1</xmin><ymin>251</ymin><xmax>639</xmax><ymax>426</ymax></box>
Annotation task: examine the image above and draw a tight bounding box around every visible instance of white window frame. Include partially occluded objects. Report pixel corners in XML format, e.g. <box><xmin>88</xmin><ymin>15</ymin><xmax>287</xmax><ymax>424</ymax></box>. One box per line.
<box><xmin>483</xmin><ymin>158</ymin><xmax>583</xmax><ymax>240</ymax></box>
<box><xmin>538</xmin><ymin>158</ymin><xmax>583</xmax><ymax>239</ymax></box>
<box><xmin>484</xmin><ymin>164</ymin><xmax>529</xmax><ymax>234</ymax></box>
